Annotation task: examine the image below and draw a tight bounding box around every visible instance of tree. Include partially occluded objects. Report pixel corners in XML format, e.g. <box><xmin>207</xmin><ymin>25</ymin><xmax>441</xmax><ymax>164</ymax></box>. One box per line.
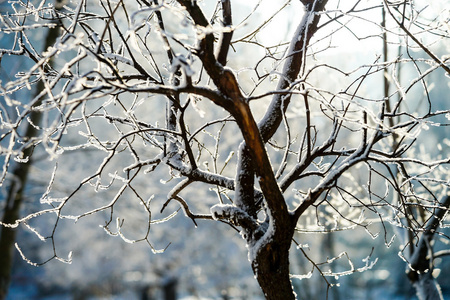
<box><xmin>379</xmin><ymin>3</ymin><xmax>449</xmax><ymax>299</ymax></box>
<box><xmin>0</xmin><ymin>1</ymin><xmax>64</xmax><ymax>297</ymax></box>
<box><xmin>0</xmin><ymin>0</ymin><xmax>449</xmax><ymax>299</ymax></box>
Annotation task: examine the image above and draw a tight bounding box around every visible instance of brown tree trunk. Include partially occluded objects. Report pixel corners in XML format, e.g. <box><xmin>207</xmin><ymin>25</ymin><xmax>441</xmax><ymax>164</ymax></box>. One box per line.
<box><xmin>248</xmin><ymin>214</ymin><xmax>296</xmax><ymax>300</ymax></box>
<box><xmin>253</xmin><ymin>238</ymin><xmax>295</xmax><ymax>300</ymax></box>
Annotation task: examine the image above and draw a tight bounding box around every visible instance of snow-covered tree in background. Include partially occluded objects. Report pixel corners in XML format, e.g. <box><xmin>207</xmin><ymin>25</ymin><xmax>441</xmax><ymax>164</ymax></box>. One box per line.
<box><xmin>1</xmin><ymin>0</ymin><xmax>449</xmax><ymax>299</ymax></box>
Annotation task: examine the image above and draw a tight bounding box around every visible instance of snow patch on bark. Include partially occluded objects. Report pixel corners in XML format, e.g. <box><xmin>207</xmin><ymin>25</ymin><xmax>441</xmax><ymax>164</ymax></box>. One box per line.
<box><xmin>247</xmin><ymin>209</ymin><xmax>274</xmax><ymax>264</ymax></box>
<box><xmin>211</xmin><ymin>204</ymin><xmax>244</xmax><ymax>220</ymax></box>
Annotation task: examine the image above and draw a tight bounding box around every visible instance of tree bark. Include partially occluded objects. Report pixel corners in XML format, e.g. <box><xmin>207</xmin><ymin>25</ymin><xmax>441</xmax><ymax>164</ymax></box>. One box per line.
<box><xmin>412</xmin><ymin>272</ymin><xmax>443</xmax><ymax>300</ymax></box>
<box><xmin>252</xmin><ymin>227</ymin><xmax>296</xmax><ymax>299</ymax></box>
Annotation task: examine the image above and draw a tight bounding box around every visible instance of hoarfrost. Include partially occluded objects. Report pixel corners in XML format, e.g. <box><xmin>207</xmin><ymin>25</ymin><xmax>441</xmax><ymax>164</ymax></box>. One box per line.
<box><xmin>290</xmin><ymin>271</ymin><xmax>313</xmax><ymax>280</ymax></box>
<box><xmin>103</xmin><ymin>53</ymin><xmax>133</xmax><ymax>65</ymax></box>
<box><xmin>210</xmin><ymin>204</ymin><xmax>249</xmax><ymax>222</ymax></box>
<box><xmin>247</xmin><ymin>209</ymin><xmax>274</xmax><ymax>263</ymax></box>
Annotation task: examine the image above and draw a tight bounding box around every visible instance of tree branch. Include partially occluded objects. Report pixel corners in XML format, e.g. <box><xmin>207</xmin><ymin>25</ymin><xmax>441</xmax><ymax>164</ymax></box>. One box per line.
<box><xmin>383</xmin><ymin>0</ymin><xmax>450</xmax><ymax>75</ymax></box>
<box><xmin>216</xmin><ymin>0</ymin><xmax>233</xmax><ymax>66</ymax></box>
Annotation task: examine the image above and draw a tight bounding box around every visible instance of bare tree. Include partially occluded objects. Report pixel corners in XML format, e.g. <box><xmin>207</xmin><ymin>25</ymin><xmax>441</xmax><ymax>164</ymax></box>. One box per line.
<box><xmin>380</xmin><ymin>3</ymin><xmax>449</xmax><ymax>299</ymax></box>
<box><xmin>0</xmin><ymin>0</ymin><xmax>449</xmax><ymax>299</ymax></box>
<box><xmin>0</xmin><ymin>1</ymin><xmax>64</xmax><ymax>297</ymax></box>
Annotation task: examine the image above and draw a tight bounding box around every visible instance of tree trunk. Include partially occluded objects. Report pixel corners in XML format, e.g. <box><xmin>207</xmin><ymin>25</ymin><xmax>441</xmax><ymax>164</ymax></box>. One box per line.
<box><xmin>163</xmin><ymin>277</ymin><xmax>177</xmax><ymax>300</ymax></box>
<box><xmin>407</xmin><ymin>195</ymin><xmax>450</xmax><ymax>300</ymax></box>
<box><xmin>0</xmin><ymin>181</ymin><xmax>23</xmax><ymax>300</ymax></box>
<box><xmin>252</xmin><ymin>226</ymin><xmax>295</xmax><ymax>300</ymax></box>
<box><xmin>0</xmin><ymin>7</ymin><xmax>61</xmax><ymax>299</ymax></box>
<box><xmin>412</xmin><ymin>272</ymin><xmax>443</xmax><ymax>300</ymax></box>
<box><xmin>0</xmin><ymin>118</ymin><xmax>37</xmax><ymax>300</ymax></box>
